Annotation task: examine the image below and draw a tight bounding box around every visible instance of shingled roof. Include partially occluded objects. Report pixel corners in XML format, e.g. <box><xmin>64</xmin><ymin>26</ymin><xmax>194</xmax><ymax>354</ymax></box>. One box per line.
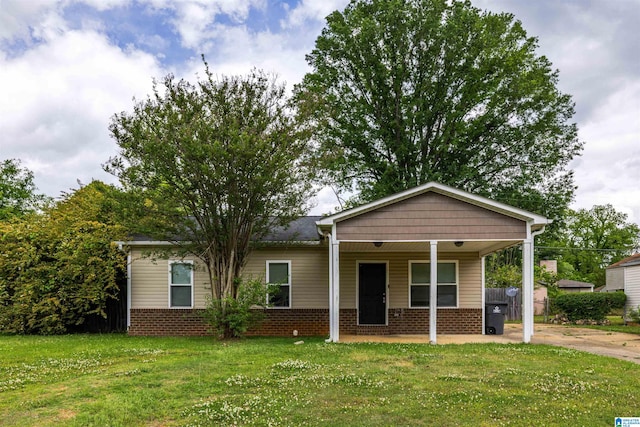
<box><xmin>607</xmin><ymin>253</ymin><xmax>640</xmax><ymax>269</ymax></box>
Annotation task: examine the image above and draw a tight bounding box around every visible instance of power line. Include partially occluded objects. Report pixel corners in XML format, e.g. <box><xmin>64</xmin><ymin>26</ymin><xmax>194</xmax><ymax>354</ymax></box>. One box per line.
<box><xmin>536</xmin><ymin>246</ymin><xmax>637</xmax><ymax>253</ymax></box>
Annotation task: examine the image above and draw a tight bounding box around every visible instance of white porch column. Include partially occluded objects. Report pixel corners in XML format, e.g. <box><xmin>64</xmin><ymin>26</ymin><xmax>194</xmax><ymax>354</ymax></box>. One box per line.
<box><xmin>327</xmin><ymin>235</ymin><xmax>334</xmax><ymax>342</ymax></box>
<box><xmin>331</xmin><ymin>236</ymin><xmax>341</xmax><ymax>342</ymax></box>
<box><xmin>126</xmin><ymin>249</ymin><xmax>132</xmax><ymax>329</ymax></box>
<box><xmin>522</xmin><ymin>239</ymin><xmax>534</xmax><ymax>343</ymax></box>
<box><xmin>429</xmin><ymin>241</ymin><xmax>438</xmax><ymax>344</ymax></box>
<box><xmin>481</xmin><ymin>255</ymin><xmax>486</xmax><ymax>335</ymax></box>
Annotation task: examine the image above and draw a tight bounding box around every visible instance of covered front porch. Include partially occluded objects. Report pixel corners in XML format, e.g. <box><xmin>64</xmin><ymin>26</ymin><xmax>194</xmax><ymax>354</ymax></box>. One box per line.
<box><xmin>316</xmin><ymin>183</ymin><xmax>549</xmax><ymax>344</ymax></box>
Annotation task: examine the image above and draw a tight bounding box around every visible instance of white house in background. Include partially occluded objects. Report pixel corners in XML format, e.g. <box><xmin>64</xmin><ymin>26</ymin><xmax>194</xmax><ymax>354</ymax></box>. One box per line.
<box><xmin>606</xmin><ymin>254</ymin><xmax>640</xmax><ymax>315</ymax></box>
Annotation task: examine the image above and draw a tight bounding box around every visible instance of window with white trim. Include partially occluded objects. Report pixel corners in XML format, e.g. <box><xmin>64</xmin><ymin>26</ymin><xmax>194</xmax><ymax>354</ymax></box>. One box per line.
<box><xmin>266</xmin><ymin>261</ymin><xmax>291</xmax><ymax>308</ymax></box>
<box><xmin>409</xmin><ymin>261</ymin><xmax>458</xmax><ymax>308</ymax></box>
<box><xmin>169</xmin><ymin>261</ymin><xmax>193</xmax><ymax>308</ymax></box>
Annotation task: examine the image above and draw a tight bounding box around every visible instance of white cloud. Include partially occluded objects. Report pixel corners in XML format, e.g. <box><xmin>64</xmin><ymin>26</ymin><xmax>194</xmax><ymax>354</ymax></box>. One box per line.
<box><xmin>0</xmin><ymin>29</ymin><xmax>163</xmax><ymax>197</ymax></box>
<box><xmin>161</xmin><ymin>0</ymin><xmax>265</xmax><ymax>50</ymax></box>
<box><xmin>0</xmin><ymin>0</ymin><xmax>64</xmax><ymax>42</ymax></box>
<box><xmin>571</xmin><ymin>81</ymin><xmax>640</xmax><ymax>223</ymax></box>
<box><xmin>282</xmin><ymin>0</ymin><xmax>348</xmax><ymax>29</ymax></box>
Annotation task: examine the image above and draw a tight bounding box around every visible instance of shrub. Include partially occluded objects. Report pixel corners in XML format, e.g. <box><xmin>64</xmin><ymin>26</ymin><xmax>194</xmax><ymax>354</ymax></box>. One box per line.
<box><xmin>628</xmin><ymin>305</ymin><xmax>640</xmax><ymax>323</ymax></box>
<box><xmin>554</xmin><ymin>292</ymin><xmax>627</xmax><ymax>322</ymax></box>
<box><xmin>201</xmin><ymin>278</ymin><xmax>276</xmax><ymax>339</ymax></box>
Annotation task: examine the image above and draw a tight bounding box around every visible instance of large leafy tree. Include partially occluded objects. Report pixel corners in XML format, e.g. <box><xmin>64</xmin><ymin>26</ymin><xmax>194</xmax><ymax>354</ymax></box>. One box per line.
<box><xmin>106</xmin><ymin>64</ymin><xmax>315</xmax><ymax>335</ymax></box>
<box><xmin>0</xmin><ymin>181</ymin><xmax>127</xmax><ymax>334</ymax></box>
<box><xmin>295</xmin><ymin>0</ymin><xmax>582</xmax><ymax>228</ymax></box>
<box><xmin>551</xmin><ymin>205</ymin><xmax>639</xmax><ymax>286</ymax></box>
<box><xmin>0</xmin><ymin>158</ymin><xmax>48</xmax><ymax>220</ymax></box>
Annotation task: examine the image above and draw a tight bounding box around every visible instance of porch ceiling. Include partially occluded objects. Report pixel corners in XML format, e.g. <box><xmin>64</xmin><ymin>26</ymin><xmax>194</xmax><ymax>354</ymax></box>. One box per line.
<box><xmin>338</xmin><ymin>240</ymin><xmax>522</xmax><ymax>255</ymax></box>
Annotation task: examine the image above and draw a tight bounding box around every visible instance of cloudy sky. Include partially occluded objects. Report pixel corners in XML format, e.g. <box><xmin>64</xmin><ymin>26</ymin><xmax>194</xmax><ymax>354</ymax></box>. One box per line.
<box><xmin>1</xmin><ymin>0</ymin><xmax>638</xmax><ymax>223</ymax></box>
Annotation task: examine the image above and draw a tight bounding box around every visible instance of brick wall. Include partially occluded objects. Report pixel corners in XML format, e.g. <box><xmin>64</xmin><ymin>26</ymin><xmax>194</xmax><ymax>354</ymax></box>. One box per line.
<box><xmin>339</xmin><ymin>308</ymin><xmax>482</xmax><ymax>335</ymax></box>
<box><xmin>128</xmin><ymin>308</ymin><xmax>482</xmax><ymax>336</ymax></box>
<box><xmin>129</xmin><ymin>309</ymin><xmax>210</xmax><ymax>336</ymax></box>
<box><xmin>128</xmin><ymin>308</ymin><xmax>329</xmax><ymax>337</ymax></box>
<box><xmin>245</xmin><ymin>309</ymin><xmax>329</xmax><ymax>337</ymax></box>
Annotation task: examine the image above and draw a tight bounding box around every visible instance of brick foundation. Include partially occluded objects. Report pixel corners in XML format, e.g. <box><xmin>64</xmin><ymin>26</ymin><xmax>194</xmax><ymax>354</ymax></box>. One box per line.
<box><xmin>129</xmin><ymin>309</ymin><xmax>210</xmax><ymax>336</ymax></box>
<box><xmin>245</xmin><ymin>309</ymin><xmax>329</xmax><ymax>337</ymax></box>
<box><xmin>340</xmin><ymin>308</ymin><xmax>482</xmax><ymax>335</ymax></box>
<box><xmin>128</xmin><ymin>308</ymin><xmax>482</xmax><ymax>336</ymax></box>
<box><xmin>128</xmin><ymin>308</ymin><xmax>329</xmax><ymax>337</ymax></box>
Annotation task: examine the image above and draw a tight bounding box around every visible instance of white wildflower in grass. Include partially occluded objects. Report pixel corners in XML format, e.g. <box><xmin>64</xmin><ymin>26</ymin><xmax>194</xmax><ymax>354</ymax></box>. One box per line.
<box><xmin>271</xmin><ymin>359</ymin><xmax>321</xmax><ymax>372</ymax></box>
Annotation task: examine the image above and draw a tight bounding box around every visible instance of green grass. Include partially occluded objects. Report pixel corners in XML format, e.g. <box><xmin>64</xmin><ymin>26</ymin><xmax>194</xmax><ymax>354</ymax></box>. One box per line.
<box><xmin>1</xmin><ymin>334</ymin><xmax>638</xmax><ymax>426</ymax></box>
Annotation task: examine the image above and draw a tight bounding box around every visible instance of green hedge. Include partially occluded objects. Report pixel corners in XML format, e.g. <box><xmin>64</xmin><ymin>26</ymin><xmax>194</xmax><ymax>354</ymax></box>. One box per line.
<box><xmin>554</xmin><ymin>292</ymin><xmax>627</xmax><ymax>321</ymax></box>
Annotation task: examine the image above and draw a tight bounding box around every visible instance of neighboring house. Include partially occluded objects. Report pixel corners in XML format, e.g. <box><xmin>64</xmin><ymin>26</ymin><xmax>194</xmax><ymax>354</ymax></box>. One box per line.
<box><xmin>557</xmin><ymin>279</ymin><xmax>594</xmax><ymax>293</ymax></box>
<box><xmin>533</xmin><ymin>286</ymin><xmax>547</xmax><ymax>315</ymax></box>
<box><xmin>606</xmin><ymin>254</ymin><xmax>640</xmax><ymax>315</ymax></box>
<box><xmin>119</xmin><ymin>182</ymin><xmax>549</xmax><ymax>343</ymax></box>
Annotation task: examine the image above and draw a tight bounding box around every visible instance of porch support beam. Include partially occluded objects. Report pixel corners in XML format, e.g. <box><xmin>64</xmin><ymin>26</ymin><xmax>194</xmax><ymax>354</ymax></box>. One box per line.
<box><xmin>429</xmin><ymin>240</ymin><xmax>438</xmax><ymax>344</ymax></box>
<box><xmin>328</xmin><ymin>230</ymin><xmax>340</xmax><ymax>343</ymax></box>
<box><xmin>481</xmin><ymin>255</ymin><xmax>486</xmax><ymax>335</ymax></box>
<box><xmin>522</xmin><ymin>238</ymin><xmax>534</xmax><ymax>343</ymax></box>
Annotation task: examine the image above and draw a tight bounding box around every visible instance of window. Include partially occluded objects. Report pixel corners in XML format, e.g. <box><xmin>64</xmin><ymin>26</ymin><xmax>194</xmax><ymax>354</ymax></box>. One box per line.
<box><xmin>267</xmin><ymin>261</ymin><xmax>291</xmax><ymax>308</ymax></box>
<box><xmin>169</xmin><ymin>261</ymin><xmax>193</xmax><ymax>308</ymax></box>
<box><xmin>409</xmin><ymin>261</ymin><xmax>457</xmax><ymax>308</ymax></box>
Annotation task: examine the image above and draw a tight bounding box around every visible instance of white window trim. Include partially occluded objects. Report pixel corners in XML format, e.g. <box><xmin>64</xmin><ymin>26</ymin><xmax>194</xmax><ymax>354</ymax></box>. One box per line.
<box><xmin>408</xmin><ymin>260</ymin><xmax>459</xmax><ymax>309</ymax></box>
<box><xmin>168</xmin><ymin>260</ymin><xmax>194</xmax><ymax>309</ymax></box>
<box><xmin>266</xmin><ymin>260</ymin><xmax>291</xmax><ymax>309</ymax></box>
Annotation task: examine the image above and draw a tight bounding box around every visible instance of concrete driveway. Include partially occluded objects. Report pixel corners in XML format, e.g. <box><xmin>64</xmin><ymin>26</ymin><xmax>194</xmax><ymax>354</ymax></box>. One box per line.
<box><xmin>526</xmin><ymin>324</ymin><xmax>640</xmax><ymax>364</ymax></box>
<box><xmin>341</xmin><ymin>324</ymin><xmax>640</xmax><ymax>364</ymax></box>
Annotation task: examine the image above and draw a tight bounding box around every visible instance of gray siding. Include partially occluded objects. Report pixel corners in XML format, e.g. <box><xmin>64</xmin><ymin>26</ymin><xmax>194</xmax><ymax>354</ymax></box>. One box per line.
<box><xmin>605</xmin><ymin>267</ymin><xmax>625</xmax><ymax>291</ymax></box>
<box><xmin>336</xmin><ymin>192</ymin><xmax>527</xmax><ymax>241</ymax></box>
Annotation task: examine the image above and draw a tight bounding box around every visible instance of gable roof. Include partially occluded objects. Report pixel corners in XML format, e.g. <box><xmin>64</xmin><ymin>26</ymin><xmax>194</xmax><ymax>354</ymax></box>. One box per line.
<box><xmin>607</xmin><ymin>253</ymin><xmax>640</xmax><ymax>269</ymax></box>
<box><xmin>316</xmin><ymin>182</ymin><xmax>550</xmax><ymax>231</ymax></box>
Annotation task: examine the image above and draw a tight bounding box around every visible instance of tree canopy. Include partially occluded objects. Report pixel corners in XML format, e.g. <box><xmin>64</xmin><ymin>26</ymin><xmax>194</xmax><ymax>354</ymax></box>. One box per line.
<box><xmin>0</xmin><ymin>158</ymin><xmax>48</xmax><ymax>220</ymax></box>
<box><xmin>550</xmin><ymin>204</ymin><xmax>640</xmax><ymax>286</ymax></box>
<box><xmin>0</xmin><ymin>181</ymin><xmax>127</xmax><ymax>334</ymax></box>
<box><xmin>295</xmin><ymin>0</ymin><xmax>582</xmax><ymax>229</ymax></box>
<box><xmin>106</xmin><ymin>64</ymin><xmax>315</xmax><ymax>336</ymax></box>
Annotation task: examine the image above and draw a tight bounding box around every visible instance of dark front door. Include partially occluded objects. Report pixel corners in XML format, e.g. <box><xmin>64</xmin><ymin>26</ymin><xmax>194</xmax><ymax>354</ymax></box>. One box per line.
<box><xmin>359</xmin><ymin>263</ymin><xmax>387</xmax><ymax>325</ymax></box>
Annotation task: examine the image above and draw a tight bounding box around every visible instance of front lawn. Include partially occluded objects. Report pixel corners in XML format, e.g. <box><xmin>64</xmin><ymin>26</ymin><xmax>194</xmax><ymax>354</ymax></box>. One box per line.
<box><xmin>0</xmin><ymin>334</ymin><xmax>637</xmax><ymax>426</ymax></box>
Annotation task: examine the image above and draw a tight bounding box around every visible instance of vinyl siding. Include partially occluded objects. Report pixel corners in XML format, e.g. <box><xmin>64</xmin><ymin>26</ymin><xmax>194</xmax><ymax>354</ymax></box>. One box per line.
<box><xmin>336</xmin><ymin>192</ymin><xmax>526</xmax><ymax>241</ymax></box>
<box><xmin>605</xmin><ymin>267</ymin><xmax>625</xmax><ymax>291</ymax></box>
<box><xmin>130</xmin><ymin>246</ymin><xmax>329</xmax><ymax>310</ymax></box>
<box><xmin>130</xmin><ymin>248</ymin><xmax>210</xmax><ymax>309</ymax></box>
<box><xmin>624</xmin><ymin>265</ymin><xmax>640</xmax><ymax>311</ymax></box>
<box><xmin>338</xmin><ymin>251</ymin><xmax>482</xmax><ymax>309</ymax></box>
<box><xmin>242</xmin><ymin>246</ymin><xmax>329</xmax><ymax>309</ymax></box>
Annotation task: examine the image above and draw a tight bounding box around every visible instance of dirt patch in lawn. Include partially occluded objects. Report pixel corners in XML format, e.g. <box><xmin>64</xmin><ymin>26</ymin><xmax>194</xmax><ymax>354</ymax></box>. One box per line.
<box><xmin>526</xmin><ymin>324</ymin><xmax>640</xmax><ymax>364</ymax></box>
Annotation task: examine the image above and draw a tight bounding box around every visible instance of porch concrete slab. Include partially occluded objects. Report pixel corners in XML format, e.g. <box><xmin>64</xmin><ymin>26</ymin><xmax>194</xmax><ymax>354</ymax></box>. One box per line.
<box><xmin>340</xmin><ymin>324</ymin><xmax>640</xmax><ymax>364</ymax></box>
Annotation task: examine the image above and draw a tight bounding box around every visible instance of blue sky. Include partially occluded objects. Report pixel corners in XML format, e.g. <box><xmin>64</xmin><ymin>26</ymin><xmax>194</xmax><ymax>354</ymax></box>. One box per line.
<box><xmin>0</xmin><ymin>0</ymin><xmax>639</xmax><ymax>223</ymax></box>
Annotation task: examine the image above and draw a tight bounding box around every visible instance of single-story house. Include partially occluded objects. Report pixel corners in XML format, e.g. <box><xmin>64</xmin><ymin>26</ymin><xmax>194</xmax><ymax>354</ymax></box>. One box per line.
<box><xmin>119</xmin><ymin>182</ymin><xmax>549</xmax><ymax>343</ymax></box>
<box><xmin>557</xmin><ymin>279</ymin><xmax>594</xmax><ymax>293</ymax></box>
<box><xmin>605</xmin><ymin>253</ymin><xmax>640</xmax><ymax>314</ymax></box>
